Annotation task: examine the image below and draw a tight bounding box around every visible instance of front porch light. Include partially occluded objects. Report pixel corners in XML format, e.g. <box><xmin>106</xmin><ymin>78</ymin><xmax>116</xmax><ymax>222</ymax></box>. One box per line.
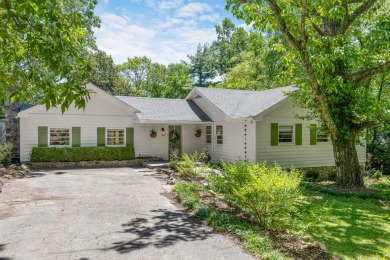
<box><xmin>161</xmin><ymin>128</ymin><xmax>166</xmax><ymax>136</ymax></box>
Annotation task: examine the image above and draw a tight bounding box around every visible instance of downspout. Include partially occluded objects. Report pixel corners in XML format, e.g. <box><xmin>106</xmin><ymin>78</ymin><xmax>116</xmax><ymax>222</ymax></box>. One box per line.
<box><xmin>211</xmin><ymin>122</ymin><xmax>215</xmax><ymax>163</ymax></box>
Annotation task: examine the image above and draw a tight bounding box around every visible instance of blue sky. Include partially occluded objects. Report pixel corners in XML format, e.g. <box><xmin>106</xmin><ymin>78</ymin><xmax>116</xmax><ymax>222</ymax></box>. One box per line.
<box><xmin>94</xmin><ymin>0</ymin><xmax>244</xmax><ymax>65</ymax></box>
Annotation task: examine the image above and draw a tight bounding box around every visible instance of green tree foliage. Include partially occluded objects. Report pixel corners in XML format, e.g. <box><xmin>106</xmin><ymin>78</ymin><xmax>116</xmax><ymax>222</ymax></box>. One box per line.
<box><xmin>227</xmin><ymin>0</ymin><xmax>390</xmax><ymax>186</ymax></box>
<box><xmin>145</xmin><ymin>62</ymin><xmax>167</xmax><ymax>98</ymax></box>
<box><xmin>89</xmin><ymin>49</ymin><xmax>119</xmax><ymax>94</ymax></box>
<box><xmin>211</xmin><ymin>18</ymin><xmax>250</xmax><ymax>75</ymax></box>
<box><xmin>116</xmin><ymin>57</ymin><xmax>193</xmax><ymax>98</ymax></box>
<box><xmin>117</xmin><ymin>56</ymin><xmax>152</xmax><ymax>96</ymax></box>
<box><xmin>187</xmin><ymin>43</ymin><xmax>216</xmax><ymax>87</ymax></box>
<box><xmin>0</xmin><ymin>0</ymin><xmax>100</xmax><ymax>111</ymax></box>
<box><xmin>162</xmin><ymin>63</ymin><xmax>192</xmax><ymax>98</ymax></box>
<box><xmin>218</xmin><ymin>35</ymin><xmax>291</xmax><ymax>90</ymax></box>
<box><xmin>208</xmin><ymin>161</ymin><xmax>302</xmax><ymax>228</ymax></box>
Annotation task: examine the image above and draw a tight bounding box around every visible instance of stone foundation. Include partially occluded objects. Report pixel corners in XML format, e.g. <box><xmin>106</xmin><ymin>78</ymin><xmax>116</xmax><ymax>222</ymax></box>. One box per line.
<box><xmin>29</xmin><ymin>158</ymin><xmax>163</xmax><ymax>170</ymax></box>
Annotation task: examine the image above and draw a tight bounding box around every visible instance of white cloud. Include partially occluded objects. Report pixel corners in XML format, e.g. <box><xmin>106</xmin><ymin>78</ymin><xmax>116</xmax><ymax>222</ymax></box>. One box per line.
<box><xmin>176</xmin><ymin>2</ymin><xmax>213</xmax><ymax>17</ymax></box>
<box><xmin>159</xmin><ymin>0</ymin><xmax>183</xmax><ymax>10</ymax></box>
<box><xmin>199</xmin><ymin>13</ymin><xmax>221</xmax><ymax>23</ymax></box>
<box><xmin>94</xmin><ymin>13</ymin><xmax>156</xmax><ymax>64</ymax></box>
<box><xmin>94</xmin><ymin>1</ymin><xmax>224</xmax><ymax>65</ymax></box>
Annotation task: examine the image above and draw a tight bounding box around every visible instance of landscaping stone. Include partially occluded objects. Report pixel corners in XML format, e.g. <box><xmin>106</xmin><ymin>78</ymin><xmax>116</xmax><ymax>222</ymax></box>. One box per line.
<box><xmin>29</xmin><ymin>158</ymin><xmax>163</xmax><ymax>170</ymax></box>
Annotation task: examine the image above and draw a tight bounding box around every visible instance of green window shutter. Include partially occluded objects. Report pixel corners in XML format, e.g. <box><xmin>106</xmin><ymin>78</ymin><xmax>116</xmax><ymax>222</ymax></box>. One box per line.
<box><xmin>38</xmin><ymin>126</ymin><xmax>48</xmax><ymax>147</ymax></box>
<box><xmin>310</xmin><ymin>124</ymin><xmax>317</xmax><ymax>145</ymax></box>
<box><xmin>295</xmin><ymin>124</ymin><xmax>302</xmax><ymax>145</ymax></box>
<box><xmin>126</xmin><ymin>128</ymin><xmax>134</xmax><ymax>147</ymax></box>
<box><xmin>271</xmin><ymin>123</ymin><xmax>278</xmax><ymax>146</ymax></box>
<box><xmin>97</xmin><ymin>127</ymin><xmax>105</xmax><ymax>147</ymax></box>
<box><xmin>72</xmin><ymin>127</ymin><xmax>81</xmax><ymax>147</ymax></box>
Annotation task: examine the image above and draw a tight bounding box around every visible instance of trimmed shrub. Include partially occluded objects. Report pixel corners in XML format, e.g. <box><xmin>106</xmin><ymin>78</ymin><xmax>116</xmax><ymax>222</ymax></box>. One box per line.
<box><xmin>30</xmin><ymin>146</ymin><xmax>135</xmax><ymax>162</ymax></box>
<box><xmin>208</xmin><ymin>161</ymin><xmax>302</xmax><ymax>228</ymax></box>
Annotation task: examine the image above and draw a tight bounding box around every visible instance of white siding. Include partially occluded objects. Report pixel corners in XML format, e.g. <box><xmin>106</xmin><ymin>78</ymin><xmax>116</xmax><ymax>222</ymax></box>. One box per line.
<box><xmin>134</xmin><ymin>124</ymin><xmax>169</xmax><ymax>159</ymax></box>
<box><xmin>193</xmin><ymin>97</ymin><xmax>226</xmax><ymax>121</ymax></box>
<box><xmin>134</xmin><ymin>124</ymin><xmax>208</xmax><ymax>160</ymax></box>
<box><xmin>211</xmin><ymin>120</ymin><xmax>256</xmax><ymax>163</ymax></box>
<box><xmin>182</xmin><ymin>124</ymin><xmax>204</xmax><ymax>155</ymax></box>
<box><xmin>19</xmin><ymin>91</ymin><xmax>134</xmax><ymax>161</ymax></box>
<box><xmin>256</xmin><ymin>100</ymin><xmax>366</xmax><ymax>168</ymax></box>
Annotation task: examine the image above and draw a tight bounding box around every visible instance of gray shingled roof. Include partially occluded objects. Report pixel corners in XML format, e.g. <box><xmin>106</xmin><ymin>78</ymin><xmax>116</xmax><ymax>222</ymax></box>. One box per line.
<box><xmin>115</xmin><ymin>96</ymin><xmax>211</xmax><ymax>122</ymax></box>
<box><xmin>193</xmin><ymin>86</ymin><xmax>297</xmax><ymax>118</ymax></box>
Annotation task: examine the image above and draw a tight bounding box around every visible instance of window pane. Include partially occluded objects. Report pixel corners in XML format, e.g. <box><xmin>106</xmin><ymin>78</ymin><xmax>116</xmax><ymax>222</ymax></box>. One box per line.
<box><xmin>216</xmin><ymin>125</ymin><xmax>223</xmax><ymax>144</ymax></box>
<box><xmin>278</xmin><ymin>125</ymin><xmax>293</xmax><ymax>143</ymax></box>
<box><xmin>107</xmin><ymin>129</ymin><xmax>124</xmax><ymax>145</ymax></box>
<box><xmin>317</xmin><ymin>133</ymin><xmax>328</xmax><ymax>142</ymax></box>
<box><xmin>206</xmin><ymin>126</ymin><xmax>211</xmax><ymax>135</ymax></box>
<box><xmin>50</xmin><ymin>128</ymin><xmax>70</xmax><ymax>146</ymax></box>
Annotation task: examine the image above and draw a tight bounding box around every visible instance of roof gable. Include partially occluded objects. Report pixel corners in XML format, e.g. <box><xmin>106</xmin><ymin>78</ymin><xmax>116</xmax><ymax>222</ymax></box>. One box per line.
<box><xmin>187</xmin><ymin>86</ymin><xmax>297</xmax><ymax>119</ymax></box>
<box><xmin>115</xmin><ymin>96</ymin><xmax>211</xmax><ymax>122</ymax></box>
<box><xmin>18</xmin><ymin>83</ymin><xmax>136</xmax><ymax>117</ymax></box>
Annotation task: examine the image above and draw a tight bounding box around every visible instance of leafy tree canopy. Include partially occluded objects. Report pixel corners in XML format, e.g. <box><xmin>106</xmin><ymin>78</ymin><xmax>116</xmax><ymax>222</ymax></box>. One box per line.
<box><xmin>89</xmin><ymin>49</ymin><xmax>118</xmax><ymax>94</ymax></box>
<box><xmin>226</xmin><ymin>0</ymin><xmax>390</xmax><ymax>186</ymax></box>
<box><xmin>0</xmin><ymin>0</ymin><xmax>100</xmax><ymax>112</ymax></box>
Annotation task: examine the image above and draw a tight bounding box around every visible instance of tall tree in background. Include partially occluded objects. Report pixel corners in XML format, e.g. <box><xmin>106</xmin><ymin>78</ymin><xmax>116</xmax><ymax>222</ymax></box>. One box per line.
<box><xmin>145</xmin><ymin>63</ymin><xmax>167</xmax><ymax>98</ymax></box>
<box><xmin>227</xmin><ymin>0</ymin><xmax>390</xmax><ymax>187</ymax></box>
<box><xmin>0</xmin><ymin>0</ymin><xmax>100</xmax><ymax>111</ymax></box>
<box><xmin>162</xmin><ymin>63</ymin><xmax>192</xmax><ymax>98</ymax></box>
<box><xmin>90</xmin><ymin>50</ymin><xmax>118</xmax><ymax>94</ymax></box>
<box><xmin>211</xmin><ymin>18</ymin><xmax>249</xmax><ymax>75</ymax></box>
<box><xmin>218</xmin><ymin>34</ymin><xmax>291</xmax><ymax>90</ymax></box>
<box><xmin>117</xmin><ymin>56</ymin><xmax>152</xmax><ymax>96</ymax></box>
<box><xmin>188</xmin><ymin>43</ymin><xmax>216</xmax><ymax>87</ymax></box>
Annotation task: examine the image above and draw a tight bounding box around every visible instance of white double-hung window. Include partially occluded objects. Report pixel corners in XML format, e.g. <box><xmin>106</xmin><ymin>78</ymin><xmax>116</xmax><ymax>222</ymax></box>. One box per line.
<box><xmin>278</xmin><ymin>125</ymin><xmax>293</xmax><ymax>143</ymax></box>
<box><xmin>49</xmin><ymin>128</ymin><xmax>70</xmax><ymax>146</ymax></box>
<box><xmin>107</xmin><ymin>129</ymin><xmax>125</xmax><ymax>146</ymax></box>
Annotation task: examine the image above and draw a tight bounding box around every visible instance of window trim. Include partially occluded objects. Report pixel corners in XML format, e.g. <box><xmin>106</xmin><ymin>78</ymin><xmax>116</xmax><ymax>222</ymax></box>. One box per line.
<box><xmin>49</xmin><ymin>127</ymin><xmax>71</xmax><ymax>147</ymax></box>
<box><xmin>278</xmin><ymin>125</ymin><xmax>294</xmax><ymax>145</ymax></box>
<box><xmin>205</xmin><ymin>125</ymin><xmax>212</xmax><ymax>144</ymax></box>
<box><xmin>316</xmin><ymin>132</ymin><xmax>329</xmax><ymax>143</ymax></box>
<box><xmin>106</xmin><ymin>128</ymin><xmax>126</xmax><ymax>147</ymax></box>
<box><xmin>216</xmin><ymin>125</ymin><xmax>223</xmax><ymax>145</ymax></box>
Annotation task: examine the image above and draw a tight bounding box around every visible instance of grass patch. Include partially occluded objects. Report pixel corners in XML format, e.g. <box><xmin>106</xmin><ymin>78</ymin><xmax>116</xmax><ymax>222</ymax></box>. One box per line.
<box><xmin>173</xmin><ymin>182</ymin><xmax>286</xmax><ymax>259</ymax></box>
<box><xmin>298</xmin><ymin>180</ymin><xmax>390</xmax><ymax>259</ymax></box>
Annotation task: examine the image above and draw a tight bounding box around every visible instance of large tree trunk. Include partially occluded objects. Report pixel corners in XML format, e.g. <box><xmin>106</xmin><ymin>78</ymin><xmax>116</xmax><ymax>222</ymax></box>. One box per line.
<box><xmin>331</xmin><ymin>136</ymin><xmax>364</xmax><ymax>187</ymax></box>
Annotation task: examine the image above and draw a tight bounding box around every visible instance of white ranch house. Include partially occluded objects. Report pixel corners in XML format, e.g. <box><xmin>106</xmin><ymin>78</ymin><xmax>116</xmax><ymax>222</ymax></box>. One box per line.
<box><xmin>18</xmin><ymin>83</ymin><xmax>366</xmax><ymax>166</ymax></box>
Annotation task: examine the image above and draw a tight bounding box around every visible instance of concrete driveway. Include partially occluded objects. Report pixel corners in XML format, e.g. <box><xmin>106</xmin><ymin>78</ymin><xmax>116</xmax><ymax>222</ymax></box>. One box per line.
<box><xmin>0</xmin><ymin>167</ymin><xmax>253</xmax><ymax>260</ymax></box>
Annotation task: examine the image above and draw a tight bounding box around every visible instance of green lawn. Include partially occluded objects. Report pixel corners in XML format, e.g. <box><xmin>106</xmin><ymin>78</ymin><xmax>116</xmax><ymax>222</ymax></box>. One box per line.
<box><xmin>173</xmin><ymin>176</ymin><xmax>390</xmax><ymax>259</ymax></box>
<box><xmin>299</xmin><ymin>178</ymin><xmax>390</xmax><ymax>259</ymax></box>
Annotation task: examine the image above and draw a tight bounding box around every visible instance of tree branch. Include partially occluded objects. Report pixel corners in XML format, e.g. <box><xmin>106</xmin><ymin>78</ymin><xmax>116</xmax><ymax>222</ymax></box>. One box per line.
<box><xmin>356</xmin><ymin>120</ymin><xmax>383</xmax><ymax>131</ymax></box>
<box><xmin>300</xmin><ymin>0</ymin><xmax>308</xmax><ymax>47</ymax></box>
<box><xmin>341</xmin><ymin>0</ymin><xmax>350</xmax><ymax>32</ymax></box>
<box><xmin>264</xmin><ymin>0</ymin><xmax>302</xmax><ymax>52</ymax></box>
<box><xmin>307</xmin><ymin>15</ymin><xmax>325</xmax><ymax>36</ymax></box>
<box><xmin>339</xmin><ymin>0</ymin><xmax>377</xmax><ymax>34</ymax></box>
<box><xmin>343</xmin><ymin>61</ymin><xmax>390</xmax><ymax>82</ymax></box>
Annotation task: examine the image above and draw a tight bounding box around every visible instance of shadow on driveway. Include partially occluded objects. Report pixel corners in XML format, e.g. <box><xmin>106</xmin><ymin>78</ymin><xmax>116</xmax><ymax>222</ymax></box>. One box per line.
<box><xmin>104</xmin><ymin>208</ymin><xmax>212</xmax><ymax>254</ymax></box>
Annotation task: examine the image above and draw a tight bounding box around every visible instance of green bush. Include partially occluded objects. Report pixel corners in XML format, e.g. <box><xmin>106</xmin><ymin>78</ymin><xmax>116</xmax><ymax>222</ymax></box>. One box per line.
<box><xmin>176</xmin><ymin>150</ymin><xmax>210</xmax><ymax>179</ymax></box>
<box><xmin>30</xmin><ymin>146</ymin><xmax>135</xmax><ymax>162</ymax></box>
<box><xmin>0</xmin><ymin>143</ymin><xmax>13</xmax><ymax>166</ymax></box>
<box><xmin>208</xmin><ymin>161</ymin><xmax>302</xmax><ymax>228</ymax></box>
<box><xmin>303</xmin><ymin>167</ymin><xmax>336</xmax><ymax>182</ymax></box>
<box><xmin>172</xmin><ymin>181</ymin><xmax>285</xmax><ymax>259</ymax></box>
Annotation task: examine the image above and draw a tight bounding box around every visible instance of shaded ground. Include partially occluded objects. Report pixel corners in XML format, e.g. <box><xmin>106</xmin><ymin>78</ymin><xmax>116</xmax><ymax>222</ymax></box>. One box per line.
<box><xmin>0</xmin><ymin>168</ymin><xmax>253</xmax><ymax>260</ymax></box>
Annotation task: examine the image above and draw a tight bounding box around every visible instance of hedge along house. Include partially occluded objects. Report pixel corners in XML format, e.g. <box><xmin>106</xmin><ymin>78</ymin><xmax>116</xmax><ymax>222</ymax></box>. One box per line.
<box><xmin>18</xmin><ymin>83</ymin><xmax>366</xmax><ymax>167</ymax></box>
